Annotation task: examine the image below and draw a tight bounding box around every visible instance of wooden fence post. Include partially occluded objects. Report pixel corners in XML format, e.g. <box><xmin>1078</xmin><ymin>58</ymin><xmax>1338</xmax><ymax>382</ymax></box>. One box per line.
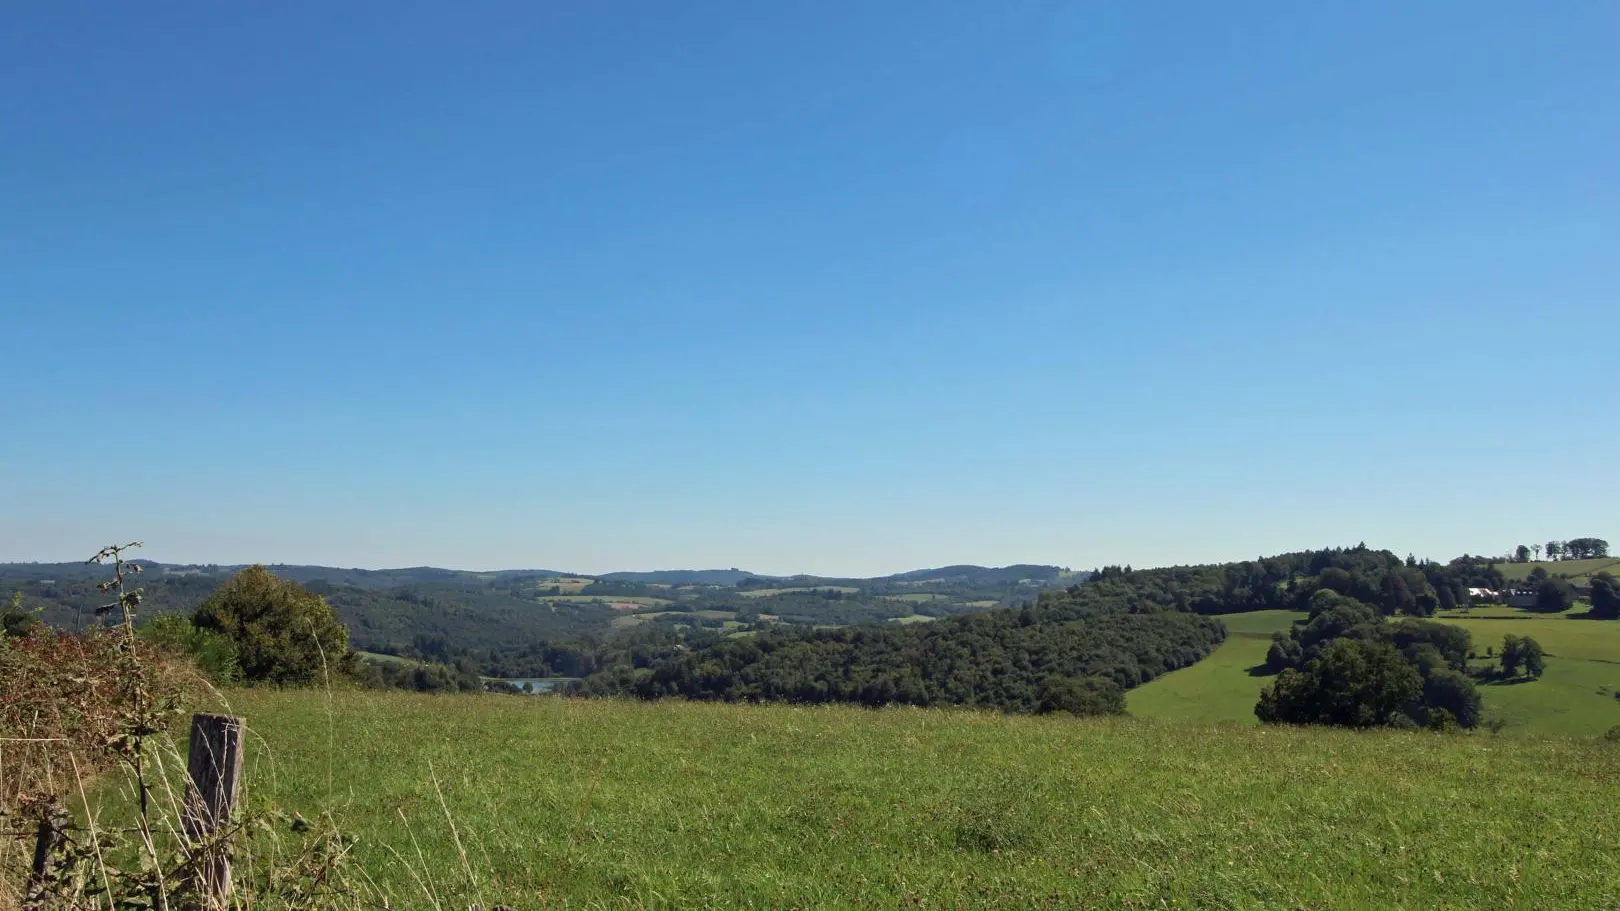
<box><xmin>23</xmin><ymin>801</ymin><xmax>68</xmax><ymax>911</ymax></box>
<box><xmin>185</xmin><ymin>713</ymin><xmax>246</xmax><ymax>908</ymax></box>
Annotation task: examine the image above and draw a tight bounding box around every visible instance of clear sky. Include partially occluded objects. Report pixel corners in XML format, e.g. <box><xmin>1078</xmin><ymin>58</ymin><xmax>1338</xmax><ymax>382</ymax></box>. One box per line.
<box><xmin>2</xmin><ymin>2</ymin><xmax>1616</xmax><ymax>576</ymax></box>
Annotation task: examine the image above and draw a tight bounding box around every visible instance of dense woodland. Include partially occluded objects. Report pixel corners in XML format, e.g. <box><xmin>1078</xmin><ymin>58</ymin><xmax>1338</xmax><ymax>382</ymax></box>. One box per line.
<box><xmin>586</xmin><ymin>610</ymin><xmax>1225</xmax><ymax>711</ymax></box>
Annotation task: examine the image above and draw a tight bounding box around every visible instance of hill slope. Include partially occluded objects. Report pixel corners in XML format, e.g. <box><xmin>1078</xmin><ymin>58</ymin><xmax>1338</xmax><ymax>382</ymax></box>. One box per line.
<box><xmin>219</xmin><ymin>690</ymin><xmax>1620</xmax><ymax>910</ymax></box>
<box><xmin>1130</xmin><ymin>606</ymin><xmax>1620</xmax><ymax>736</ymax></box>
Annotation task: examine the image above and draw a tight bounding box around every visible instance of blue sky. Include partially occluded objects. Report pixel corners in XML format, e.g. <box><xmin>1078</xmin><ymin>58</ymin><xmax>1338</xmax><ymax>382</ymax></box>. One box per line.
<box><xmin>2</xmin><ymin>1</ymin><xmax>1616</xmax><ymax>575</ymax></box>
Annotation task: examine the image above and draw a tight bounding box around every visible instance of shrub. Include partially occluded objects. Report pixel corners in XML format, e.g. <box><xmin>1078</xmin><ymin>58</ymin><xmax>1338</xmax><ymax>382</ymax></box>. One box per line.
<box><xmin>192</xmin><ymin>566</ymin><xmax>351</xmax><ymax>684</ymax></box>
<box><xmin>0</xmin><ymin>626</ymin><xmax>190</xmax><ymax>806</ymax></box>
<box><xmin>141</xmin><ymin>613</ymin><xmax>240</xmax><ymax>684</ymax></box>
<box><xmin>1035</xmin><ymin>675</ymin><xmax>1126</xmax><ymax>717</ymax></box>
<box><xmin>1422</xmin><ymin>668</ymin><xmax>1483</xmax><ymax>729</ymax></box>
<box><xmin>1255</xmin><ymin>639</ymin><xmax>1422</xmax><ymax>728</ymax></box>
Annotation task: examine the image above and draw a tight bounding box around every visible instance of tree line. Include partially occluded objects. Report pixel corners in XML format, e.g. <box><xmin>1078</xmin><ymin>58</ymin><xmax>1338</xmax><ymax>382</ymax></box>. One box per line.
<box><xmin>1510</xmin><ymin>538</ymin><xmax>1610</xmax><ymax>563</ymax></box>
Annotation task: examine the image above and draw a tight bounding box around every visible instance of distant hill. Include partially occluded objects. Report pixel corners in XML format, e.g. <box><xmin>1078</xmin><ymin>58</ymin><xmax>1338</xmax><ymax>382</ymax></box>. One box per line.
<box><xmin>878</xmin><ymin>564</ymin><xmax>1068</xmax><ymax>586</ymax></box>
<box><xmin>1</xmin><ymin>559</ymin><xmax>1084</xmax><ymax>678</ymax></box>
<box><xmin>596</xmin><ymin>569</ymin><xmax>759</xmax><ymax>585</ymax></box>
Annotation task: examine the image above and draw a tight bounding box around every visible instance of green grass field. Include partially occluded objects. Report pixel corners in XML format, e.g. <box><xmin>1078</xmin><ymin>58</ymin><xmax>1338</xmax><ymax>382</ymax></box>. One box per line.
<box><xmin>738</xmin><ymin>586</ymin><xmax>861</xmax><ymax>598</ymax></box>
<box><xmin>1439</xmin><ymin>613</ymin><xmax>1620</xmax><ymax>664</ymax></box>
<box><xmin>1131</xmin><ymin>608</ymin><xmax>1620</xmax><ymax>736</ymax></box>
<box><xmin>610</xmin><ymin>609</ymin><xmax>741</xmax><ymax>628</ymax></box>
<box><xmin>1129</xmin><ymin>611</ymin><xmax>1301</xmax><ymax>724</ymax></box>
<box><xmin>535</xmin><ymin>576</ymin><xmax>595</xmax><ymax>593</ymax></box>
<box><xmin>355</xmin><ymin>650</ymin><xmax>414</xmax><ymax>666</ymax></box>
<box><xmin>1496</xmin><ymin>557</ymin><xmax>1620</xmax><ymax>583</ymax></box>
<box><xmin>208</xmin><ymin>690</ymin><xmax>1620</xmax><ymax>910</ymax></box>
<box><xmin>1431</xmin><ymin>612</ymin><xmax>1620</xmax><ymax>736</ymax></box>
<box><xmin>1436</xmin><ymin>603</ymin><xmax>1588</xmax><ymax>619</ymax></box>
<box><xmin>537</xmin><ymin>594</ymin><xmax>672</xmax><ymax>607</ymax></box>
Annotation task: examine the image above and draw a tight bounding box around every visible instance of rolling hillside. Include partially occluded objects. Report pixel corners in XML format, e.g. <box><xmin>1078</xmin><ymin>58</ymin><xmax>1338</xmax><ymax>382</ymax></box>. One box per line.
<box><xmin>1131</xmin><ymin>605</ymin><xmax>1620</xmax><ymax>736</ymax></box>
<box><xmin>204</xmin><ymin>690</ymin><xmax>1620</xmax><ymax>909</ymax></box>
<box><xmin>1496</xmin><ymin>557</ymin><xmax>1620</xmax><ymax>583</ymax></box>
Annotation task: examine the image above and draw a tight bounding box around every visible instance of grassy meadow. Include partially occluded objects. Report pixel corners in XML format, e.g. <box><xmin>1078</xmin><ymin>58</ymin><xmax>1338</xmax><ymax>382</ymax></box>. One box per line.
<box><xmin>1128</xmin><ymin>610</ymin><xmax>1302</xmax><ymax>724</ymax></box>
<box><xmin>1131</xmin><ymin>608</ymin><xmax>1620</xmax><ymax>737</ymax></box>
<box><xmin>1495</xmin><ymin>557</ymin><xmax>1620</xmax><ymax>583</ymax></box>
<box><xmin>738</xmin><ymin>586</ymin><xmax>861</xmax><ymax>598</ymax></box>
<box><xmin>205</xmin><ymin>690</ymin><xmax>1619</xmax><ymax>910</ymax></box>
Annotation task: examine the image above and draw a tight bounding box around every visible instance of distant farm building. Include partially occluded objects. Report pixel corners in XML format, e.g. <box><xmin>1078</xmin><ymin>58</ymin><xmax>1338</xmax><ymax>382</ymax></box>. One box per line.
<box><xmin>1503</xmin><ymin>588</ymin><xmax>1538</xmax><ymax>609</ymax></box>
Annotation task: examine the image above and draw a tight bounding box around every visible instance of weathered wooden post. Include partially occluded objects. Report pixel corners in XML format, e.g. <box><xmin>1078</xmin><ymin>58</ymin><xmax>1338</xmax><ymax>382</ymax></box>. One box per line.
<box><xmin>185</xmin><ymin>713</ymin><xmax>246</xmax><ymax>908</ymax></box>
<box><xmin>23</xmin><ymin>801</ymin><xmax>68</xmax><ymax>911</ymax></box>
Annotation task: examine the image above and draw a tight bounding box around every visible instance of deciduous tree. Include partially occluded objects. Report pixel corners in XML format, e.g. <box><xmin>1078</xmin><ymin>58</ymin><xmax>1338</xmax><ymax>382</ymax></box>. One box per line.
<box><xmin>1590</xmin><ymin>573</ymin><xmax>1620</xmax><ymax>620</ymax></box>
<box><xmin>1255</xmin><ymin>639</ymin><xmax>1422</xmax><ymax>728</ymax></box>
<box><xmin>1534</xmin><ymin>577</ymin><xmax>1575</xmax><ymax>614</ymax></box>
<box><xmin>192</xmin><ymin>566</ymin><xmax>351</xmax><ymax>684</ymax></box>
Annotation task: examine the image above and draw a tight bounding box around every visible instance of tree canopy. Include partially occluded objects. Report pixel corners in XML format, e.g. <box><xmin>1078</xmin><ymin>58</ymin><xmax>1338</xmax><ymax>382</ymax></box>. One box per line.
<box><xmin>1590</xmin><ymin>573</ymin><xmax>1619</xmax><ymax>620</ymax></box>
<box><xmin>192</xmin><ymin>566</ymin><xmax>350</xmax><ymax>684</ymax></box>
<box><xmin>1256</xmin><ymin>639</ymin><xmax>1423</xmax><ymax>728</ymax></box>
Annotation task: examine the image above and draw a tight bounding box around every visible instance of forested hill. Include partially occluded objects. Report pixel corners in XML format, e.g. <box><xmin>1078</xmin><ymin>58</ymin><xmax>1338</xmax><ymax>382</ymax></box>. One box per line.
<box><xmin>579</xmin><ymin>545</ymin><xmax>1520</xmax><ymax>713</ymax></box>
<box><xmin>0</xmin><ymin>559</ymin><xmax>1073</xmax><ymax>664</ymax></box>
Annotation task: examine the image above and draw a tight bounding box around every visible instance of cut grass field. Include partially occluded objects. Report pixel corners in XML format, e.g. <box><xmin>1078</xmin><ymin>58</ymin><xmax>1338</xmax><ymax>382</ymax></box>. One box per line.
<box><xmin>738</xmin><ymin>586</ymin><xmax>861</xmax><ymax>598</ymax></box>
<box><xmin>1132</xmin><ymin>608</ymin><xmax>1620</xmax><ymax>736</ymax></box>
<box><xmin>1128</xmin><ymin>610</ymin><xmax>1302</xmax><ymax>724</ymax></box>
<box><xmin>537</xmin><ymin>594</ymin><xmax>672</xmax><ymax>608</ymax></box>
<box><xmin>610</xmin><ymin>609</ymin><xmax>740</xmax><ymax>628</ymax></box>
<box><xmin>213</xmin><ymin>690</ymin><xmax>1620</xmax><ymax>909</ymax></box>
<box><xmin>1496</xmin><ymin>557</ymin><xmax>1620</xmax><ymax>583</ymax></box>
<box><xmin>1430</xmin><ymin>612</ymin><xmax>1620</xmax><ymax>736</ymax></box>
<box><xmin>535</xmin><ymin>576</ymin><xmax>595</xmax><ymax>593</ymax></box>
<box><xmin>355</xmin><ymin>650</ymin><xmax>414</xmax><ymax>666</ymax></box>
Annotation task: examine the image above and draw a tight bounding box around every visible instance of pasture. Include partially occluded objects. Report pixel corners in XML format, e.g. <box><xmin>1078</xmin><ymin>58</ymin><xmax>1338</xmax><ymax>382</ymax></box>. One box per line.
<box><xmin>610</xmin><ymin>609</ymin><xmax>739</xmax><ymax>628</ymax></box>
<box><xmin>1131</xmin><ymin>607</ymin><xmax>1620</xmax><ymax>736</ymax></box>
<box><xmin>1496</xmin><ymin>557</ymin><xmax>1620</xmax><ymax>583</ymax></box>
<box><xmin>738</xmin><ymin>586</ymin><xmax>860</xmax><ymax>598</ymax></box>
<box><xmin>354</xmin><ymin>650</ymin><xmax>414</xmax><ymax>666</ymax></box>
<box><xmin>1128</xmin><ymin>610</ymin><xmax>1301</xmax><ymax>724</ymax></box>
<box><xmin>535</xmin><ymin>576</ymin><xmax>595</xmax><ymax>593</ymax></box>
<box><xmin>537</xmin><ymin>594</ymin><xmax>671</xmax><ymax>608</ymax></box>
<box><xmin>204</xmin><ymin>690</ymin><xmax>1620</xmax><ymax>910</ymax></box>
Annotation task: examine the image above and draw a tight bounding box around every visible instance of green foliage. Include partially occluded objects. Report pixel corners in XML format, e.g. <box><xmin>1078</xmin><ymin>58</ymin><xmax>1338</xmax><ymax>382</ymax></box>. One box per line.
<box><xmin>1255</xmin><ymin>639</ymin><xmax>1423</xmax><ymax>727</ymax></box>
<box><xmin>1297</xmin><ymin>592</ymin><xmax>1379</xmax><ymax>658</ymax></box>
<box><xmin>192</xmin><ymin>566</ymin><xmax>350</xmax><ymax>684</ymax></box>
<box><xmin>1265</xmin><ymin>631</ymin><xmax>1303</xmax><ymax>671</ymax></box>
<box><xmin>1590</xmin><ymin>572</ymin><xmax>1619</xmax><ymax>619</ymax></box>
<box><xmin>1562</xmin><ymin>537</ymin><xmax>1611</xmax><ymax>560</ymax></box>
<box><xmin>600</xmin><ymin>606</ymin><xmax>1225</xmax><ymax>712</ymax></box>
<box><xmin>1034</xmin><ymin>675</ymin><xmax>1125</xmax><ymax>717</ymax></box>
<box><xmin>2</xmin><ymin>591</ymin><xmax>40</xmax><ymax>637</ymax></box>
<box><xmin>1501</xmin><ymin>634</ymin><xmax>1546</xmax><ymax>679</ymax></box>
<box><xmin>1422</xmin><ymin>668</ymin><xmax>1484</xmax><ymax>729</ymax></box>
<box><xmin>350</xmin><ymin>653</ymin><xmax>487</xmax><ymax>692</ymax></box>
<box><xmin>1385</xmin><ymin>619</ymin><xmax>1472</xmax><ymax>670</ymax></box>
<box><xmin>1535</xmin><ymin>577</ymin><xmax>1577</xmax><ymax>613</ymax></box>
<box><xmin>140</xmin><ymin>613</ymin><xmax>240</xmax><ymax>683</ymax></box>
